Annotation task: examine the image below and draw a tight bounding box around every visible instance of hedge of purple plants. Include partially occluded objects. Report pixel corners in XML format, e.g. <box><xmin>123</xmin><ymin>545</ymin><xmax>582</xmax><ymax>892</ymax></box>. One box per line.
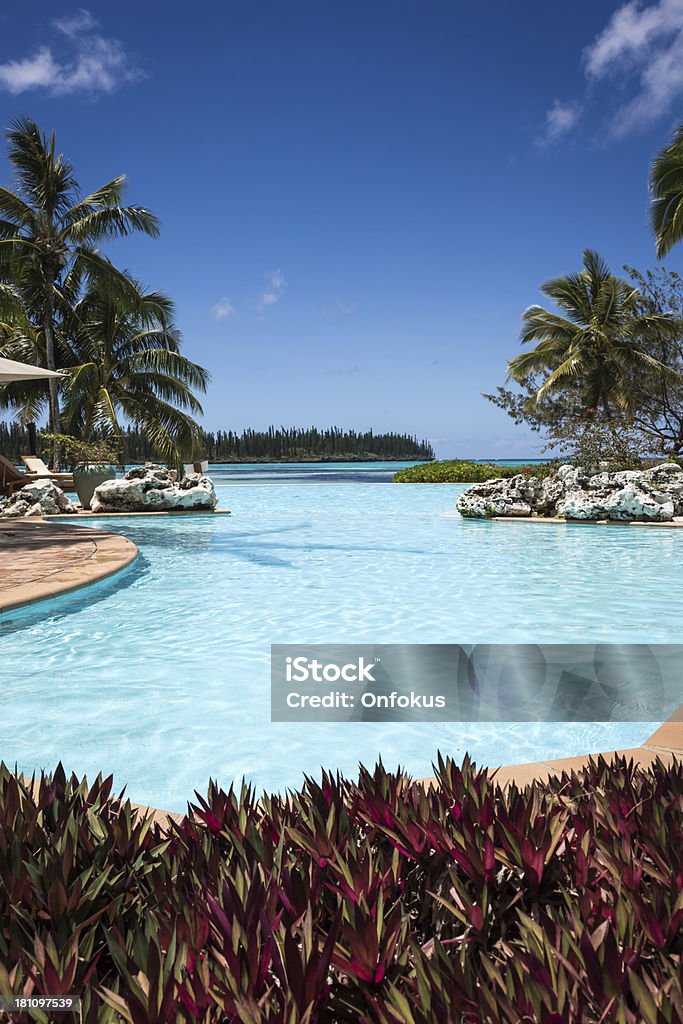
<box><xmin>0</xmin><ymin>754</ymin><xmax>681</xmax><ymax>1023</ymax></box>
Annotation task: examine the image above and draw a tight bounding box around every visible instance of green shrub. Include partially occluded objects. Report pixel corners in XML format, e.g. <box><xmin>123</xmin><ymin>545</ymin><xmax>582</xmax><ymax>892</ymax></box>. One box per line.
<box><xmin>393</xmin><ymin>459</ymin><xmax>554</xmax><ymax>483</ymax></box>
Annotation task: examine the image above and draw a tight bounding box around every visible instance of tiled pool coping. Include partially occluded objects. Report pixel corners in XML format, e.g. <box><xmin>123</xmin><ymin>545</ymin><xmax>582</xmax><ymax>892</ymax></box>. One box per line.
<box><xmin>416</xmin><ymin>711</ymin><xmax>683</xmax><ymax>790</ymax></box>
<box><xmin>491</xmin><ymin>515</ymin><xmax>683</xmax><ymax>526</ymax></box>
<box><xmin>0</xmin><ymin>518</ymin><xmax>138</xmax><ymax>614</ymax></box>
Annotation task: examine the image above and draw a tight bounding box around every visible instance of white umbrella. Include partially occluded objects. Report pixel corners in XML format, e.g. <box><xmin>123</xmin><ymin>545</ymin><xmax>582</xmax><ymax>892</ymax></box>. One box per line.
<box><xmin>0</xmin><ymin>356</ymin><xmax>63</xmax><ymax>382</ymax></box>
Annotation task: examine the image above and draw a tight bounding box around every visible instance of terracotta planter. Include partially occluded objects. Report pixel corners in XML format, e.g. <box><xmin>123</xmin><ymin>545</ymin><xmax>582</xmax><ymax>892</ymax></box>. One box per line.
<box><xmin>73</xmin><ymin>463</ymin><xmax>116</xmax><ymax>510</ymax></box>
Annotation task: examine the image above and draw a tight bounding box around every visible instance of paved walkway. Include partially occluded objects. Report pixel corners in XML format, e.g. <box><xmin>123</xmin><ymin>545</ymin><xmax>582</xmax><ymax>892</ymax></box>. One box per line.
<box><xmin>0</xmin><ymin>518</ymin><xmax>137</xmax><ymax>614</ymax></box>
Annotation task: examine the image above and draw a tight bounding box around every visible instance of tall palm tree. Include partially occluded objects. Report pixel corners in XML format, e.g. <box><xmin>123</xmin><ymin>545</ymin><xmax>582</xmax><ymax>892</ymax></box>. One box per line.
<box><xmin>59</xmin><ymin>272</ymin><xmax>209</xmax><ymax>467</ymax></box>
<box><xmin>0</xmin><ymin>116</ymin><xmax>160</xmax><ymax>462</ymax></box>
<box><xmin>651</xmin><ymin>123</ymin><xmax>683</xmax><ymax>258</ymax></box>
<box><xmin>507</xmin><ymin>249</ymin><xmax>679</xmax><ymax>418</ymax></box>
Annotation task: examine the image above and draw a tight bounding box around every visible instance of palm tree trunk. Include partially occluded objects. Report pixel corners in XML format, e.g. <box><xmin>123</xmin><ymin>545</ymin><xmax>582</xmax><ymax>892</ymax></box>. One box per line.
<box><xmin>43</xmin><ymin>275</ymin><xmax>62</xmax><ymax>469</ymax></box>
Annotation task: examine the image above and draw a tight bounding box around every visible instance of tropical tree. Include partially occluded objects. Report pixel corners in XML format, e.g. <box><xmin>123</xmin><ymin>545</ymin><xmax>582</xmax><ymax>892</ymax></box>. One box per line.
<box><xmin>506</xmin><ymin>249</ymin><xmax>679</xmax><ymax>418</ymax></box>
<box><xmin>650</xmin><ymin>122</ymin><xmax>683</xmax><ymax>258</ymax></box>
<box><xmin>58</xmin><ymin>272</ymin><xmax>209</xmax><ymax>467</ymax></box>
<box><xmin>0</xmin><ymin>116</ymin><xmax>160</xmax><ymax>462</ymax></box>
<box><xmin>0</xmin><ymin>280</ymin><xmax>51</xmax><ymax>435</ymax></box>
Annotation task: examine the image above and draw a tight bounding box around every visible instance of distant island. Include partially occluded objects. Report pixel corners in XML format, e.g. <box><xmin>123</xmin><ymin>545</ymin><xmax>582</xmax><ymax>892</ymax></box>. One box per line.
<box><xmin>135</xmin><ymin>426</ymin><xmax>436</xmax><ymax>464</ymax></box>
<box><xmin>0</xmin><ymin>422</ymin><xmax>435</xmax><ymax>464</ymax></box>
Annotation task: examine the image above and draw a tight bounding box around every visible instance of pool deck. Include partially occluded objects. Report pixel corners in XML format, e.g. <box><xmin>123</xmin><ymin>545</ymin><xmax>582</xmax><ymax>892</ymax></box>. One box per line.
<box><xmin>0</xmin><ymin>518</ymin><xmax>138</xmax><ymax>614</ymax></box>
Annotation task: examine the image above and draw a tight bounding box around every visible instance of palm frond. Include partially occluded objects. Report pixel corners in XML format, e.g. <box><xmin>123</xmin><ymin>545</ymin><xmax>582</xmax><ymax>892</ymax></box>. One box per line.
<box><xmin>61</xmin><ymin>176</ymin><xmax>128</xmax><ymax>224</ymax></box>
<box><xmin>123</xmin><ymin>349</ymin><xmax>209</xmax><ymax>391</ymax></box>
<box><xmin>520</xmin><ymin>307</ymin><xmax>580</xmax><ymax>346</ymax></box>
<box><xmin>650</xmin><ymin>123</ymin><xmax>683</xmax><ymax>257</ymax></box>
<box><xmin>6</xmin><ymin>116</ymin><xmax>78</xmax><ymax>219</ymax></box>
<box><xmin>68</xmin><ymin>206</ymin><xmax>161</xmax><ymax>243</ymax></box>
<box><xmin>0</xmin><ymin>187</ymin><xmax>37</xmax><ymax>230</ymax></box>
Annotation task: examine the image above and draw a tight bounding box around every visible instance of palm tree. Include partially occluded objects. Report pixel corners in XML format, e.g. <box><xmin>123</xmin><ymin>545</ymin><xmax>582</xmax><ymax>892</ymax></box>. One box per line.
<box><xmin>651</xmin><ymin>123</ymin><xmax>683</xmax><ymax>258</ymax></box>
<box><xmin>0</xmin><ymin>284</ymin><xmax>47</xmax><ymax>430</ymax></box>
<box><xmin>59</xmin><ymin>272</ymin><xmax>209</xmax><ymax>467</ymax></box>
<box><xmin>507</xmin><ymin>249</ymin><xmax>679</xmax><ymax>418</ymax></box>
<box><xmin>0</xmin><ymin>116</ymin><xmax>160</xmax><ymax>463</ymax></box>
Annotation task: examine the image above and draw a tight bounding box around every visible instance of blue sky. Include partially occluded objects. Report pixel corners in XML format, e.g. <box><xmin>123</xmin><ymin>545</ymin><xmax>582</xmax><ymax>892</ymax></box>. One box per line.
<box><xmin>0</xmin><ymin>1</ymin><xmax>681</xmax><ymax>458</ymax></box>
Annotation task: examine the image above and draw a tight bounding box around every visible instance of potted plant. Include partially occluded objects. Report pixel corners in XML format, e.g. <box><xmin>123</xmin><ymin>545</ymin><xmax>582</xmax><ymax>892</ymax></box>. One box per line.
<box><xmin>41</xmin><ymin>433</ymin><xmax>122</xmax><ymax>510</ymax></box>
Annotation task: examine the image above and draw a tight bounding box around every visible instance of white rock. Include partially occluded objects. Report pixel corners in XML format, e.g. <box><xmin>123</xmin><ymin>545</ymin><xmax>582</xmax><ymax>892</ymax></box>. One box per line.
<box><xmin>90</xmin><ymin>464</ymin><xmax>218</xmax><ymax>513</ymax></box>
<box><xmin>458</xmin><ymin>461</ymin><xmax>683</xmax><ymax>522</ymax></box>
<box><xmin>456</xmin><ymin>475</ymin><xmax>540</xmax><ymax>518</ymax></box>
<box><xmin>556</xmin><ymin>490</ymin><xmax>607</xmax><ymax>520</ymax></box>
<box><xmin>0</xmin><ymin>480</ymin><xmax>77</xmax><ymax>518</ymax></box>
<box><xmin>601</xmin><ymin>483</ymin><xmax>674</xmax><ymax>521</ymax></box>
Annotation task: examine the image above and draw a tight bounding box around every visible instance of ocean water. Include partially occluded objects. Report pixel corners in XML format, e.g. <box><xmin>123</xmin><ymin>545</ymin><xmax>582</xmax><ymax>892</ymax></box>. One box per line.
<box><xmin>0</xmin><ymin>463</ymin><xmax>678</xmax><ymax>811</ymax></box>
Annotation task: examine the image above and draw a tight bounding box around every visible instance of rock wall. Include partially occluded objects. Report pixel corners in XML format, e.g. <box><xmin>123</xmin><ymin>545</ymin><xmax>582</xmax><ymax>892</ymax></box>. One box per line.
<box><xmin>456</xmin><ymin>463</ymin><xmax>683</xmax><ymax>522</ymax></box>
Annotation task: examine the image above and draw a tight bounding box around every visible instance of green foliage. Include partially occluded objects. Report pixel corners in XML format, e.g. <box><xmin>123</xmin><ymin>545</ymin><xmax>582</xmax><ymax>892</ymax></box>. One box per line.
<box><xmin>127</xmin><ymin>425</ymin><xmax>435</xmax><ymax>463</ymax></box>
<box><xmin>542</xmin><ymin>418</ymin><xmax>648</xmax><ymax>471</ymax></box>
<box><xmin>57</xmin><ymin>273</ymin><xmax>208</xmax><ymax>467</ymax></box>
<box><xmin>486</xmin><ymin>258</ymin><xmax>683</xmax><ymax>459</ymax></box>
<box><xmin>0</xmin><ymin>118</ymin><xmax>206</xmax><ymax>469</ymax></box>
<box><xmin>623</xmin><ymin>265</ymin><xmax>683</xmax><ymax>457</ymax></box>
<box><xmin>650</xmin><ymin>121</ymin><xmax>683</xmax><ymax>257</ymax></box>
<box><xmin>0</xmin><ymin>422</ymin><xmax>434</xmax><ymax>466</ymax></box>
<box><xmin>506</xmin><ymin>249</ymin><xmax>680</xmax><ymax>419</ymax></box>
<box><xmin>393</xmin><ymin>460</ymin><xmax>553</xmax><ymax>483</ymax></box>
<box><xmin>39</xmin><ymin>432</ymin><xmax>122</xmax><ymax>466</ymax></box>
<box><xmin>0</xmin><ymin>756</ymin><xmax>680</xmax><ymax>1022</ymax></box>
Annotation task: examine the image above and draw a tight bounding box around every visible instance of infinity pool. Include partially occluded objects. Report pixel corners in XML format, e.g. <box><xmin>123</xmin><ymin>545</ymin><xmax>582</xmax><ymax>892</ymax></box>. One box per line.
<box><xmin>0</xmin><ymin>464</ymin><xmax>679</xmax><ymax>811</ymax></box>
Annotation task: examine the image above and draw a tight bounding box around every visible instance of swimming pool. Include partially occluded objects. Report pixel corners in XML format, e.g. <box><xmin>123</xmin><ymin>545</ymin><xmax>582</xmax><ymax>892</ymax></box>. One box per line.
<box><xmin>0</xmin><ymin>467</ymin><xmax>679</xmax><ymax>811</ymax></box>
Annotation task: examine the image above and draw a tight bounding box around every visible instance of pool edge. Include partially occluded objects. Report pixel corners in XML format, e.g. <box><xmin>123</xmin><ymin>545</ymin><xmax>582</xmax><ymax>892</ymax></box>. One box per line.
<box><xmin>0</xmin><ymin>518</ymin><xmax>138</xmax><ymax>615</ymax></box>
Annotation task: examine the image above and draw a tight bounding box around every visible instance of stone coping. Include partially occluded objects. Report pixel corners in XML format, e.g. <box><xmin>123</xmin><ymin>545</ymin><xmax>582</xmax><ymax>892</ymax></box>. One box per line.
<box><xmin>415</xmin><ymin>710</ymin><xmax>683</xmax><ymax>791</ymax></box>
<box><xmin>489</xmin><ymin>516</ymin><xmax>683</xmax><ymax>527</ymax></box>
<box><xmin>46</xmin><ymin>508</ymin><xmax>232</xmax><ymax>518</ymax></box>
<box><xmin>0</xmin><ymin>518</ymin><xmax>138</xmax><ymax>614</ymax></box>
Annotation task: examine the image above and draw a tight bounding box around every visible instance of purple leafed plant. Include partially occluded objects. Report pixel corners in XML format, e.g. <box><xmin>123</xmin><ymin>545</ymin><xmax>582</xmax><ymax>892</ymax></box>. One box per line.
<box><xmin>0</xmin><ymin>755</ymin><xmax>680</xmax><ymax>1023</ymax></box>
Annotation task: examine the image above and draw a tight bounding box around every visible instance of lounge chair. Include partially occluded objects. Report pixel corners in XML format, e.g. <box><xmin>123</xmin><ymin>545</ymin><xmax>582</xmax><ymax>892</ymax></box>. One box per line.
<box><xmin>0</xmin><ymin>454</ymin><xmax>40</xmax><ymax>497</ymax></box>
<box><xmin>20</xmin><ymin>455</ymin><xmax>74</xmax><ymax>489</ymax></box>
<box><xmin>183</xmin><ymin>460</ymin><xmax>209</xmax><ymax>476</ymax></box>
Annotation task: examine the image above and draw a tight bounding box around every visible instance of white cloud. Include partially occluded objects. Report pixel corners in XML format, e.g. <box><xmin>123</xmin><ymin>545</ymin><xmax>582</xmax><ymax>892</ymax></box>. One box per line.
<box><xmin>584</xmin><ymin>0</ymin><xmax>683</xmax><ymax>76</ymax></box>
<box><xmin>583</xmin><ymin>0</ymin><xmax>683</xmax><ymax>136</ymax></box>
<box><xmin>0</xmin><ymin>48</ymin><xmax>61</xmax><ymax>94</ymax></box>
<box><xmin>539</xmin><ymin>100</ymin><xmax>581</xmax><ymax>144</ymax></box>
<box><xmin>0</xmin><ymin>10</ymin><xmax>143</xmax><ymax>96</ymax></box>
<box><xmin>53</xmin><ymin>9</ymin><xmax>98</xmax><ymax>37</ymax></box>
<box><xmin>260</xmin><ymin>269</ymin><xmax>287</xmax><ymax>307</ymax></box>
<box><xmin>536</xmin><ymin>0</ymin><xmax>683</xmax><ymax>141</ymax></box>
<box><xmin>212</xmin><ymin>297</ymin><xmax>235</xmax><ymax>320</ymax></box>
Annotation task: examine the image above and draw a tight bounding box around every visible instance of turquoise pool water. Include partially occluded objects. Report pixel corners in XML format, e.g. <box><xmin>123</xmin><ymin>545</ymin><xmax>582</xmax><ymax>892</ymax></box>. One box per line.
<box><xmin>0</xmin><ymin>463</ymin><xmax>678</xmax><ymax>811</ymax></box>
